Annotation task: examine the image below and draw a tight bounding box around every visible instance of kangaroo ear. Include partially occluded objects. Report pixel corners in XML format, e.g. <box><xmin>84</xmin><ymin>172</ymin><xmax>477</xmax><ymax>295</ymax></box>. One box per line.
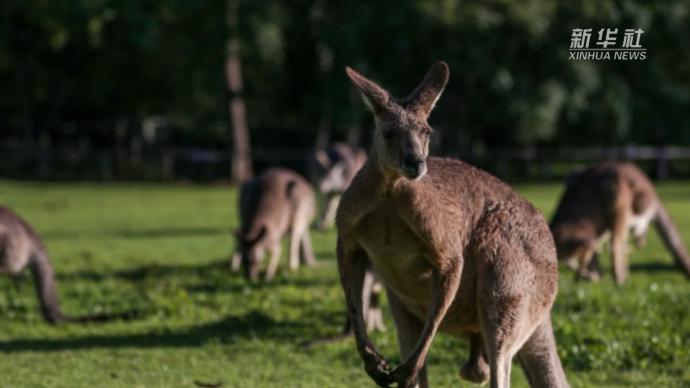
<box><xmin>345</xmin><ymin>67</ymin><xmax>390</xmax><ymax>115</ymax></box>
<box><xmin>404</xmin><ymin>61</ymin><xmax>449</xmax><ymax>117</ymax></box>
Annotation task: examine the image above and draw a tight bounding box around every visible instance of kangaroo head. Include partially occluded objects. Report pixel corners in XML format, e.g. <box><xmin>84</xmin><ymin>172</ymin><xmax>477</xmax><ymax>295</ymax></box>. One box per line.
<box><xmin>235</xmin><ymin>227</ymin><xmax>267</xmax><ymax>282</ymax></box>
<box><xmin>550</xmin><ymin>223</ymin><xmax>591</xmax><ymax>263</ymax></box>
<box><xmin>311</xmin><ymin>150</ymin><xmax>348</xmax><ymax>193</ymax></box>
<box><xmin>345</xmin><ymin>61</ymin><xmax>449</xmax><ymax>180</ymax></box>
<box><xmin>319</xmin><ymin>162</ymin><xmax>348</xmax><ymax>193</ymax></box>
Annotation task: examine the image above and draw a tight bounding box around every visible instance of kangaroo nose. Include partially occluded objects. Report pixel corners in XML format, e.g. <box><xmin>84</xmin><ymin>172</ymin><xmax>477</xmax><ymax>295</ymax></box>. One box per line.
<box><xmin>402</xmin><ymin>158</ymin><xmax>423</xmax><ymax>170</ymax></box>
<box><xmin>401</xmin><ymin>157</ymin><xmax>426</xmax><ymax>179</ymax></box>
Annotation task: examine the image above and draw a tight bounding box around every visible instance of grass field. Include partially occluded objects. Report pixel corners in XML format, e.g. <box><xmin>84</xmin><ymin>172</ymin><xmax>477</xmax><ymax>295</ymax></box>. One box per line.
<box><xmin>0</xmin><ymin>179</ymin><xmax>689</xmax><ymax>387</ymax></box>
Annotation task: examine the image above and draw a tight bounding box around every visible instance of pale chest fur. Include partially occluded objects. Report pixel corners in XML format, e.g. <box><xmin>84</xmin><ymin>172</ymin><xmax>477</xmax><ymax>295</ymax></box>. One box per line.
<box><xmin>350</xmin><ymin>201</ymin><xmax>480</xmax><ymax>334</ymax></box>
<box><xmin>353</xmin><ymin>201</ymin><xmax>434</xmax><ymax>309</ymax></box>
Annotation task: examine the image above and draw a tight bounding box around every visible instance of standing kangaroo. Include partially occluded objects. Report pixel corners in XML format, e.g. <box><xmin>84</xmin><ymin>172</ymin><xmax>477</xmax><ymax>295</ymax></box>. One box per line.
<box><xmin>550</xmin><ymin>162</ymin><xmax>690</xmax><ymax>284</ymax></box>
<box><xmin>0</xmin><ymin>206</ymin><xmax>135</xmax><ymax>324</ymax></box>
<box><xmin>336</xmin><ymin>62</ymin><xmax>567</xmax><ymax>388</ymax></box>
<box><xmin>309</xmin><ymin>142</ymin><xmax>367</xmax><ymax>230</ymax></box>
<box><xmin>231</xmin><ymin>168</ymin><xmax>316</xmax><ymax>282</ymax></box>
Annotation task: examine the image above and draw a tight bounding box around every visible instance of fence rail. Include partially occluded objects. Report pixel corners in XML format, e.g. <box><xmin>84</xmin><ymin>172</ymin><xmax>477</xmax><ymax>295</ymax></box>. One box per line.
<box><xmin>1</xmin><ymin>144</ymin><xmax>689</xmax><ymax>181</ymax></box>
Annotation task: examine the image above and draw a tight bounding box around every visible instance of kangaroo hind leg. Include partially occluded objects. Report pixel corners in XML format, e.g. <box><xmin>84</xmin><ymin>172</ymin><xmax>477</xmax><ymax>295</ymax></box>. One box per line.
<box><xmin>479</xmin><ymin>294</ymin><xmax>530</xmax><ymax>388</ymax></box>
<box><xmin>289</xmin><ymin>201</ymin><xmax>311</xmax><ymax>271</ymax></box>
<box><xmin>386</xmin><ymin>288</ymin><xmax>428</xmax><ymax>388</ymax></box>
<box><xmin>517</xmin><ymin>317</ymin><xmax>569</xmax><ymax>388</ymax></box>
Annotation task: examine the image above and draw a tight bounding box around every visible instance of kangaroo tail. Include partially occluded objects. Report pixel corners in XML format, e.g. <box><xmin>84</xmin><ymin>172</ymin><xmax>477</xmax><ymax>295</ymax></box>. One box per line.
<box><xmin>30</xmin><ymin>249</ymin><xmax>142</xmax><ymax>324</ymax></box>
<box><xmin>654</xmin><ymin>203</ymin><xmax>690</xmax><ymax>278</ymax></box>
<box><xmin>29</xmin><ymin>250</ymin><xmax>67</xmax><ymax>324</ymax></box>
<box><xmin>299</xmin><ymin>320</ymin><xmax>353</xmax><ymax>349</ymax></box>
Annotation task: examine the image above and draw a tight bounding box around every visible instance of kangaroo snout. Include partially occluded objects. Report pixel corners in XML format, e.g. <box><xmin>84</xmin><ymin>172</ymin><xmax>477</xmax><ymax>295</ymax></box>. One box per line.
<box><xmin>401</xmin><ymin>157</ymin><xmax>427</xmax><ymax>179</ymax></box>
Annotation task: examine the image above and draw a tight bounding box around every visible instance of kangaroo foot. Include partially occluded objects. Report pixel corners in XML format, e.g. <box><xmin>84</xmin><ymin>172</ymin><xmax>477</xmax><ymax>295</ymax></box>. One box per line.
<box><xmin>459</xmin><ymin>355</ymin><xmax>490</xmax><ymax>385</ymax></box>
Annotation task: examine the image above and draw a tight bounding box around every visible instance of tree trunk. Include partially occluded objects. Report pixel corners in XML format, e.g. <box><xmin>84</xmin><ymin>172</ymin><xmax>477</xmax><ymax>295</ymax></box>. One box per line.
<box><xmin>226</xmin><ymin>0</ymin><xmax>252</xmax><ymax>184</ymax></box>
<box><xmin>311</xmin><ymin>0</ymin><xmax>332</xmax><ymax>151</ymax></box>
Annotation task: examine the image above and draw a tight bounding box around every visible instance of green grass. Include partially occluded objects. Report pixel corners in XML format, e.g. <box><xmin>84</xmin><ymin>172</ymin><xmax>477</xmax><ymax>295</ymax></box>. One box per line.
<box><xmin>0</xmin><ymin>179</ymin><xmax>689</xmax><ymax>387</ymax></box>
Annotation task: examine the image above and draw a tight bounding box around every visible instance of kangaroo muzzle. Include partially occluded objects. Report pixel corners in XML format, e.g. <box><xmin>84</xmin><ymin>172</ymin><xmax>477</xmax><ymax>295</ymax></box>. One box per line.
<box><xmin>401</xmin><ymin>157</ymin><xmax>427</xmax><ymax>180</ymax></box>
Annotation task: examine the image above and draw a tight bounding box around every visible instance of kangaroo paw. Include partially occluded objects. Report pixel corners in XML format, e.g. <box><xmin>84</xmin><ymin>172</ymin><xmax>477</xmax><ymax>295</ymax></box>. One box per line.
<box><xmin>459</xmin><ymin>356</ymin><xmax>490</xmax><ymax>385</ymax></box>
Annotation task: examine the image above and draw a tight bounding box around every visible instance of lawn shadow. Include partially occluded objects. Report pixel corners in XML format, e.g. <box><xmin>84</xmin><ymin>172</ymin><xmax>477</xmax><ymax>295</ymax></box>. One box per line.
<box><xmin>629</xmin><ymin>262</ymin><xmax>679</xmax><ymax>273</ymax></box>
<box><xmin>61</xmin><ymin>258</ymin><xmax>337</xmax><ymax>293</ymax></box>
<box><xmin>116</xmin><ymin>227</ymin><xmax>230</xmax><ymax>239</ymax></box>
<box><xmin>59</xmin><ymin>258</ymin><xmax>232</xmax><ymax>283</ymax></box>
<box><xmin>42</xmin><ymin>226</ymin><xmax>230</xmax><ymax>240</ymax></box>
<box><xmin>314</xmin><ymin>249</ymin><xmax>336</xmax><ymax>261</ymax></box>
<box><xmin>0</xmin><ymin>310</ymin><xmax>303</xmax><ymax>353</ymax></box>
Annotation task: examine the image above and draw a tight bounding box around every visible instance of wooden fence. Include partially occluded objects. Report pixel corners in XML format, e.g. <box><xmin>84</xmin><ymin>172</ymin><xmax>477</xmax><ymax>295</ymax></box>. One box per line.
<box><xmin>1</xmin><ymin>142</ymin><xmax>689</xmax><ymax>182</ymax></box>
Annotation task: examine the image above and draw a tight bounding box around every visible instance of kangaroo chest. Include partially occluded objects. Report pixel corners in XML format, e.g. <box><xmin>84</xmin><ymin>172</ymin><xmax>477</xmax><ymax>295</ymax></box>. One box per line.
<box><xmin>354</xmin><ymin>204</ymin><xmax>434</xmax><ymax>309</ymax></box>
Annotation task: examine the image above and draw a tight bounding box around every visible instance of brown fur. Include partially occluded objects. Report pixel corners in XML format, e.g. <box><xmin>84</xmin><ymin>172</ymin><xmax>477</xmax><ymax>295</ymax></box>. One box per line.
<box><xmin>231</xmin><ymin>168</ymin><xmax>317</xmax><ymax>282</ymax></box>
<box><xmin>337</xmin><ymin>62</ymin><xmax>568</xmax><ymax>388</ymax></box>
<box><xmin>551</xmin><ymin>162</ymin><xmax>690</xmax><ymax>284</ymax></box>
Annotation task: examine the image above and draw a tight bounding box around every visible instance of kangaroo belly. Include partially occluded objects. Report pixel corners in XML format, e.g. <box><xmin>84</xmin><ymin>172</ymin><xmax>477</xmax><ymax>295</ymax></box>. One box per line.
<box><xmin>356</xmin><ymin>208</ymin><xmax>430</xmax><ymax>295</ymax></box>
<box><xmin>355</xmin><ymin>210</ymin><xmax>479</xmax><ymax>335</ymax></box>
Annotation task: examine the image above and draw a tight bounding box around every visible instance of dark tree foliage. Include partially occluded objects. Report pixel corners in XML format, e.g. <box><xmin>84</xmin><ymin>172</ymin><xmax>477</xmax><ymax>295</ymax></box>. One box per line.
<box><xmin>1</xmin><ymin>0</ymin><xmax>688</xmax><ymax>155</ymax></box>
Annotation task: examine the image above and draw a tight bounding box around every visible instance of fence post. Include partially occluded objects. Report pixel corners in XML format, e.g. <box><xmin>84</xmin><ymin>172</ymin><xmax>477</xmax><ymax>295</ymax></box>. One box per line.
<box><xmin>656</xmin><ymin>146</ymin><xmax>669</xmax><ymax>180</ymax></box>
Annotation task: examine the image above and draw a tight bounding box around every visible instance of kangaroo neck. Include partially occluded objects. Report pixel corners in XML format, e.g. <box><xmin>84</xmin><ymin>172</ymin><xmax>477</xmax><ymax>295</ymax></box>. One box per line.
<box><xmin>364</xmin><ymin>151</ymin><xmax>416</xmax><ymax>194</ymax></box>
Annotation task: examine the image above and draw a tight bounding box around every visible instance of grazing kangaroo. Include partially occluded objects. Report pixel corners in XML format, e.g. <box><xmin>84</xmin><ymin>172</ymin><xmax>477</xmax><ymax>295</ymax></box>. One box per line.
<box><xmin>337</xmin><ymin>62</ymin><xmax>567</xmax><ymax>388</ymax></box>
<box><xmin>0</xmin><ymin>206</ymin><xmax>65</xmax><ymax>323</ymax></box>
<box><xmin>550</xmin><ymin>162</ymin><xmax>690</xmax><ymax>284</ymax></box>
<box><xmin>231</xmin><ymin>168</ymin><xmax>317</xmax><ymax>282</ymax></box>
<box><xmin>0</xmin><ymin>206</ymin><xmax>136</xmax><ymax>324</ymax></box>
<box><xmin>309</xmin><ymin>142</ymin><xmax>367</xmax><ymax>230</ymax></box>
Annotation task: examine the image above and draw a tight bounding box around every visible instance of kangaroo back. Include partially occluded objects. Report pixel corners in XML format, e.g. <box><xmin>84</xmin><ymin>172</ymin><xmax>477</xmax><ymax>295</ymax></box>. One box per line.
<box><xmin>654</xmin><ymin>203</ymin><xmax>690</xmax><ymax>277</ymax></box>
<box><xmin>238</xmin><ymin>168</ymin><xmax>297</xmax><ymax>241</ymax></box>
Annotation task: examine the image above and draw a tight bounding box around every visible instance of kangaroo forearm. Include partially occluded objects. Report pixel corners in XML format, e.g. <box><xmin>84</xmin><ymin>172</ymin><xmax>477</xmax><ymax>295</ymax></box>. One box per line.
<box><xmin>337</xmin><ymin>238</ymin><xmax>384</xmax><ymax>361</ymax></box>
<box><xmin>338</xmin><ymin>243</ymin><xmax>393</xmax><ymax>386</ymax></box>
<box><xmin>407</xmin><ymin>263</ymin><xmax>462</xmax><ymax>367</ymax></box>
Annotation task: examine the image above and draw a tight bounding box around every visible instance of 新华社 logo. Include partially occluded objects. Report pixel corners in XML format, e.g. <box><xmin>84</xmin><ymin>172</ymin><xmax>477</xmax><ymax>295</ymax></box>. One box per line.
<box><xmin>569</xmin><ymin>28</ymin><xmax>646</xmax><ymax>61</ymax></box>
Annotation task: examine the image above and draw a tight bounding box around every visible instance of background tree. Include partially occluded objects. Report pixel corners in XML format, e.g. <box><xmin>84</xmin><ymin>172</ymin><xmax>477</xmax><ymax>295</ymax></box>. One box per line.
<box><xmin>226</xmin><ymin>0</ymin><xmax>252</xmax><ymax>184</ymax></box>
<box><xmin>1</xmin><ymin>0</ymin><xmax>689</xmax><ymax>180</ymax></box>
